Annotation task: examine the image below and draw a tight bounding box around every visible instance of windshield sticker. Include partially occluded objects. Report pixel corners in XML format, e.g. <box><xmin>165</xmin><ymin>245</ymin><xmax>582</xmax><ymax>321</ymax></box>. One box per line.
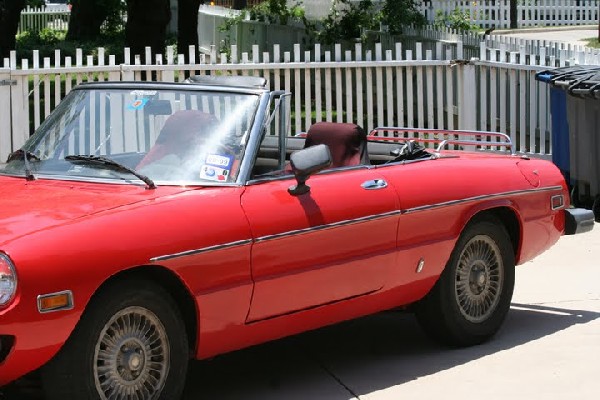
<box><xmin>200</xmin><ymin>154</ymin><xmax>234</xmax><ymax>182</ymax></box>
<box><xmin>130</xmin><ymin>90</ymin><xmax>157</xmax><ymax>96</ymax></box>
<box><xmin>205</xmin><ymin>154</ymin><xmax>232</xmax><ymax>168</ymax></box>
<box><xmin>128</xmin><ymin>98</ymin><xmax>149</xmax><ymax>110</ymax></box>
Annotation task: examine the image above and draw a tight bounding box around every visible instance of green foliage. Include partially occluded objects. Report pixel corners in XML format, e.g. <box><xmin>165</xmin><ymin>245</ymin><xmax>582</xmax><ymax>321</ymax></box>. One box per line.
<box><xmin>434</xmin><ymin>8</ymin><xmax>480</xmax><ymax>32</ymax></box>
<box><xmin>316</xmin><ymin>0</ymin><xmax>378</xmax><ymax>45</ymax></box>
<box><xmin>315</xmin><ymin>0</ymin><xmax>427</xmax><ymax>44</ymax></box>
<box><xmin>248</xmin><ymin>0</ymin><xmax>306</xmax><ymax>26</ymax></box>
<box><xmin>16</xmin><ymin>28</ymin><xmax>126</xmax><ymax>64</ymax></box>
<box><xmin>380</xmin><ymin>0</ymin><xmax>426</xmax><ymax>35</ymax></box>
<box><xmin>218</xmin><ymin>0</ymin><xmax>310</xmax><ymax>55</ymax></box>
<box><xmin>102</xmin><ymin>0</ymin><xmax>127</xmax><ymax>35</ymax></box>
<box><xmin>583</xmin><ymin>37</ymin><xmax>600</xmax><ymax>49</ymax></box>
<box><xmin>27</xmin><ymin>0</ymin><xmax>46</xmax><ymax>7</ymax></box>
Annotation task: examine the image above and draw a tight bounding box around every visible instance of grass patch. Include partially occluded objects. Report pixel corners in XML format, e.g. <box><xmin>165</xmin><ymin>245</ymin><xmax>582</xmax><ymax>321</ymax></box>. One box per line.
<box><xmin>583</xmin><ymin>37</ymin><xmax>600</xmax><ymax>49</ymax></box>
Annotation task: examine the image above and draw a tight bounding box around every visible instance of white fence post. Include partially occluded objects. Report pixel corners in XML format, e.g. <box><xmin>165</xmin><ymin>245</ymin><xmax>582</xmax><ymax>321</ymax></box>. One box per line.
<box><xmin>457</xmin><ymin>61</ymin><xmax>477</xmax><ymax>132</ymax></box>
<box><xmin>0</xmin><ymin>68</ymin><xmax>12</xmax><ymax>161</ymax></box>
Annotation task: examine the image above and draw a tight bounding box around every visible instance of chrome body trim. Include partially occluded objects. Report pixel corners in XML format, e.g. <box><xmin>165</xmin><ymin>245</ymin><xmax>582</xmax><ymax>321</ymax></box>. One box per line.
<box><xmin>151</xmin><ymin>186</ymin><xmax>564</xmax><ymax>260</ymax></box>
<box><xmin>551</xmin><ymin>194</ymin><xmax>565</xmax><ymax>210</ymax></box>
<box><xmin>150</xmin><ymin>239</ymin><xmax>253</xmax><ymax>262</ymax></box>
<box><xmin>403</xmin><ymin>186</ymin><xmax>564</xmax><ymax>214</ymax></box>
<box><xmin>37</xmin><ymin>290</ymin><xmax>74</xmax><ymax>314</ymax></box>
<box><xmin>361</xmin><ymin>179</ymin><xmax>388</xmax><ymax>190</ymax></box>
<box><xmin>255</xmin><ymin>210</ymin><xmax>402</xmax><ymax>243</ymax></box>
<box><xmin>236</xmin><ymin>92</ymin><xmax>274</xmax><ymax>184</ymax></box>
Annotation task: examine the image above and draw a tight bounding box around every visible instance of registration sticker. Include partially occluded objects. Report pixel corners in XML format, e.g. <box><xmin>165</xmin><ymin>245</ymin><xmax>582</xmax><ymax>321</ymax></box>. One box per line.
<box><xmin>130</xmin><ymin>90</ymin><xmax>157</xmax><ymax>96</ymax></box>
<box><xmin>128</xmin><ymin>98</ymin><xmax>149</xmax><ymax>110</ymax></box>
<box><xmin>200</xmin><ymin>154</ymin><xmax>234</xmax><ymax>181</ymax></box>
<box><xmin>205</xmin><ymin>154</ymin><xmax>232</xmax><ymax>168</ymax></box>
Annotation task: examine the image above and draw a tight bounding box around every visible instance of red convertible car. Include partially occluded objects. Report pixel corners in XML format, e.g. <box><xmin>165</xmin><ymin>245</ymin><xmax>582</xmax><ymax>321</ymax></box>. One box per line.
<box><xmin>0</xmin><ymin>76</ymin><xmax>594</xmax><ymax>399</ymax></box>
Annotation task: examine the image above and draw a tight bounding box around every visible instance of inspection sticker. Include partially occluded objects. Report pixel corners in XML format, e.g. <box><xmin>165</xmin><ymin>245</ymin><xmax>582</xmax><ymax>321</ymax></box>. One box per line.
<box><xmin>205</xmin><ymin>154</ymin><xmax>232</xmax><ymax>168</ymax></box>
<box><xmin>200</xmin><ymin>154</ymin><xmax>234</xmax><ymax>181</ymax></box>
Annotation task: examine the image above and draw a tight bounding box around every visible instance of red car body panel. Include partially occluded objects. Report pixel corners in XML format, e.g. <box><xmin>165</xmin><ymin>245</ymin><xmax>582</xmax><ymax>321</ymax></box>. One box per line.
<box><xmin>0</xmin><ymin>153</ymin><xmax>567</xmax><ymax>385</ymax></box>
<box><xmin>242</xmin><ymin>168</ymin><xmax>400</xmax><ymax>321</ymax></box>
<box><xmin>0</xmin><ymin>179</ymin><xmax>254</xmax><ymax>384</ymax></box>
<box><xmin>0</xmin><ymin>151</ymin><xmax>569</xmax><ymax>386</ymax></box>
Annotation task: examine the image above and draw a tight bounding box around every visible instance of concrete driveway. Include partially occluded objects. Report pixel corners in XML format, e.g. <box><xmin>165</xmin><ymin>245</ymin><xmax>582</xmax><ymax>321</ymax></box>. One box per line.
<box><xmin>180</xmin><ymin>225</ymin><xmax>600</xmax><ymax>400</ymax></box>
<box><xmin>497</xmin><ymin>25</ymin><xmax>599</xmax><ymax>47</ymax></box>
<box><xmin>3</xmin><ymin>224</ymin><xmax>599</xmax><ymax>399</ymax></box>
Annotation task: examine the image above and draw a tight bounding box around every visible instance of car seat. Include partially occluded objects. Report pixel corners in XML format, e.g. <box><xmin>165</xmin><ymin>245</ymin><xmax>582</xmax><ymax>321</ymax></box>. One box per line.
<box><xmin>304</xmin><ymin>122</ymin><xmax>370</xmax><ymax>168</ymax></box>
<box><xmin>137</xmin><ymin>110</ymin><xmax>219</xmax><ymax>169</ymax></box>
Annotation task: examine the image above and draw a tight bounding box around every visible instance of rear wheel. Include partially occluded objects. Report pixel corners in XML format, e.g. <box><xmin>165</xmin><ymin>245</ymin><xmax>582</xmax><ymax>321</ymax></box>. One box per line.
<box><xmin>42</xmin><ymin>279</ymin><xmax>189</xmax><ymax>400</ymax></box>
<box><xmin>415</xmin><ymin>218</ymin><xmax>515</xmax><ymax>346</ymax></box>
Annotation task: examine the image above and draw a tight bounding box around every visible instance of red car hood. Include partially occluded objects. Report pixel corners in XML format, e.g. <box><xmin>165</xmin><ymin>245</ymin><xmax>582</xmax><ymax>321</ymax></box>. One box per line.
<box><xmin>0</xmin><ymin>176</ymin><xmax>190</xmax><ymax>247</ymax></box>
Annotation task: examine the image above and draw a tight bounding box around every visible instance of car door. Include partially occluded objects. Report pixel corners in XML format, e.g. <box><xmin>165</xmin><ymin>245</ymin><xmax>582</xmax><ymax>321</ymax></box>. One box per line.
<box><xmin>241</xmin><ymin>167</ymin><xmax>399</xmax><ymax>322</ymax></box>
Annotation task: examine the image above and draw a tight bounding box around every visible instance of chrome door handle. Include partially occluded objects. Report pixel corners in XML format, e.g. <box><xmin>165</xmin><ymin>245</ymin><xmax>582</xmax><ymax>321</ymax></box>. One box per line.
<box><xmin>361</xmin><ymin>179</ymin><xmax>388</xmax><ymax>190</ymax></box>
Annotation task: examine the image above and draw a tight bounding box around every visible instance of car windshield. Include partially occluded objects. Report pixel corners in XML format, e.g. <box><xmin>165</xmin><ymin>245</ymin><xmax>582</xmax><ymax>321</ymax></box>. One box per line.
<box><xmin>0</xmin><ymin>87</ymin><xmax>260</xmax><ymax>185</ymax></box>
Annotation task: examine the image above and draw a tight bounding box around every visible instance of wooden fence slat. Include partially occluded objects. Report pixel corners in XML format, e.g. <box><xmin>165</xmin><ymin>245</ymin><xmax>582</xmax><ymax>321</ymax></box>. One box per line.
<box><xmin>355</xmin><ymin>44</ymin><xmax>364</xmax><ymax>129</ymax></box>
<box><xmin>405</xmin><ymin>50</ymin><xmax>414</xmax><ymax>129</ymax></box>
<box><xmin>345</xmin><ymin>50</ymin><xmax>353</xmax><ymax>124</ymax></box>
<box><xmin>3</xmin><ymin>37</ymin><xmax>583</xmax><ymax>158</ymax></box>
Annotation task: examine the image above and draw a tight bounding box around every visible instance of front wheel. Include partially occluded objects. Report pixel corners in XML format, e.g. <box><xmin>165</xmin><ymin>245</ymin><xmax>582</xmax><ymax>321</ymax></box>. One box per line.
<box><xmin>415</xmin><ymin>218</ymin><xmax>515</xmax><ymax>346</ymax></box>
<box><xmin>42</xmin><ymin>279</ymin><xmax>189</xmax><ymax>400</ymax></box>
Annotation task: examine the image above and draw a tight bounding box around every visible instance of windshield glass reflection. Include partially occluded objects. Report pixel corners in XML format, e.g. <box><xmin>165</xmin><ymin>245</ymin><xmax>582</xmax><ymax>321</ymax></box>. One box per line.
<box><xmin>0</xmin><ymin>88</ymin><xmax>260</xmax><ymax>185</ymax></box>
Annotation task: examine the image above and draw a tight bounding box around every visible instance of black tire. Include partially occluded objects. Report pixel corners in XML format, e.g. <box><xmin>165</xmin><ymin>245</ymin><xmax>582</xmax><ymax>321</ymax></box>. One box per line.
<box><xmin>42</xmin><ymin>278</ymin><xmax>189</xmax><ymax>400</ymax></box>
<box><xmin>415</xmin><ymin>218</ymin><xmax>515</xmax><ymax>346</ymax></box>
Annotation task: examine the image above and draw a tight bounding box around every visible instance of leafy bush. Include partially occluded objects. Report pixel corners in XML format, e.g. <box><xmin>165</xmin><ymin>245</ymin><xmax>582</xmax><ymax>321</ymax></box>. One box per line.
<box><xmin>218</xmin><ymin>0</ymin><xmax>310</xmax><ymax>54</ymax></box>
<box><xmin>434</xmin><ymin>8</ymin><xmax>480</xmax><ymax>32</ymax></box>
<box><xmin>247</xmin><ymin>0</ymin><xmax>307</xmax><ymax>26</ymax></box>
<box><xmin>16</xmin><ymin>29</ymin><xmax>126</xmax><ymax>64</ymax></box>
<box><xmin>316</xmin><ymin>0</ymin><xmax>378</xmax><ymax>45</ymax></box>
<box><xmin>315</xmin><ymin>0</ymin><xmax>427</xmax><ymax>44</ymax></box>
<box><xmin>380</xmin><ymin>0</ymin><xmax>427</xmax><ymax>35</ymax></box>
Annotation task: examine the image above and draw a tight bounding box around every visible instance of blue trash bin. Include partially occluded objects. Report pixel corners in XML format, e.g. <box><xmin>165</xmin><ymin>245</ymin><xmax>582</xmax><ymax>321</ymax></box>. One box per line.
<box><xmin>549</xmin><ymin>85</ymin><xmax>570</xmax><ymax>183</ymax></box>
<box><xmin>536</xmin><ymin>66</ymin><xmax>600</xmax><ymax>186</ymax></box>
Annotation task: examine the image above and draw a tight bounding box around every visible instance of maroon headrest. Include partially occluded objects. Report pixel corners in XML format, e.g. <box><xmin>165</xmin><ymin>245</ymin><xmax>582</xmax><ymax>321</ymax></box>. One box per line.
<box><xmin>138</xmin><ymin>110</ymin><xmax>218</xmax><ymax>168</ymax></box>
<box><xmin>305</xmin><ymin>122</ymin><xmax>369</xmax><ymax>168</ymax></box>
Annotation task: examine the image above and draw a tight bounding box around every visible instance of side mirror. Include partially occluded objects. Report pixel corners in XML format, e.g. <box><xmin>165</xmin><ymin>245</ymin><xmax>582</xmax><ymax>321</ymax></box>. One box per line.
<box><xmin>288</xmin><ymin>144</ymin><xmax>332</xmax><ymax>196</ymax></box>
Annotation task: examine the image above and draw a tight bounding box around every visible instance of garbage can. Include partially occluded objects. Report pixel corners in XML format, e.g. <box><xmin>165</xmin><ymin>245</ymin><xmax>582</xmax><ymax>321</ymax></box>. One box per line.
<box><xmin>535</xmin><ymin>66</ymin><xmax>599</xmax><ymax>184</ymax></box>
<box><xmin>565</xmin><ymin>73</ymin><xmax>600</xmax><ymax>220</ymax></box>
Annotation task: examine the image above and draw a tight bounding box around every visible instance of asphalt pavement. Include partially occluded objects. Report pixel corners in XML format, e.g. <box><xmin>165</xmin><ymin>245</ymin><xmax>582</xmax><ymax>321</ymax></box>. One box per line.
<box><xmin>4</xmin><ymin>222</ymin><xmax>598</xmax><ymax>399</ymax></box>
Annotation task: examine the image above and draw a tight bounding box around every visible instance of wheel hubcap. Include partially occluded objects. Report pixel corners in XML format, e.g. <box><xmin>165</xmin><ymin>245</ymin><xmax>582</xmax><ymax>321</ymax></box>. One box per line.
<box><xmin>94</xmin><ymin>306</ymin><xmax>170</xmax><ymax>400</ymax></box>
<box><xmin>455</xmin><ymin>235</ymin><xmax>504</xmax><ymax>323</ymax></box>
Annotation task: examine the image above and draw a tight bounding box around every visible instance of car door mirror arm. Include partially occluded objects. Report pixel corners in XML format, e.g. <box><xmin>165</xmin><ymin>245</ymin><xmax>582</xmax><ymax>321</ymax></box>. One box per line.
<box><xmin>288</xmin><ymin>144</ymin><xmax>332</xmax><ymax>196</ymax></box>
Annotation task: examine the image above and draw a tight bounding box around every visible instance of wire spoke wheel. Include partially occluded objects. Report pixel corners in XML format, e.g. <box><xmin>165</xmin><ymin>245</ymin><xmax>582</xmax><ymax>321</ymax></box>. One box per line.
<box><xmin>414</xmin><ymin>218</ymin><xmax>515</xmax><ymax>346</ymax></box>
<box><xmin>454</xmin><ymin>235</ymin><xmax>504</xmax><ymax>323</ymax></box>
<box><xmin>94</xmin><ymin>306</ymin><xmax>170</xmax><ymax>400</ymax></box>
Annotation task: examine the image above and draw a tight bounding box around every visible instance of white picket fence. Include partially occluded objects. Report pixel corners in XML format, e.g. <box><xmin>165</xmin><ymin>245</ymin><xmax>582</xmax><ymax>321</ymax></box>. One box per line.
<box><xmin>419</xmin><ymin>0</ymin><xmax>600</xmax><ymax>29</ymax></box>
<box><xmin>0</xmin><ymin>43</ymin><xmax>565</xmax><ymax>164</ymax></box>
<box><xmin>0</xmin><ymin>38</ymin><xmax>594</xmax><ymax>162</ymax></box>
<box><xmin>404</xmin><ymin>25</ymin><xmax>600</xmax><ymax>63</ymax></box>
<box><xmin>18</xmin><ymin>5</ymin><xmax>70</xmax><ymax>34</ymax></box>
<box><xmin>289</xmin><ymin>0</ymin><xmax>599</xmax><ymax>27</ymax></box>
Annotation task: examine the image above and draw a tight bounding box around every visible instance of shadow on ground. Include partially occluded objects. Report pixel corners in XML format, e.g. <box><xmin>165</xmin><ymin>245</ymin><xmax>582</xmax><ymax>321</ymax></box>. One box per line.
<box><xmin>2</xmin><ymin>303</ymin><xmax>598</xmax><ymax>400</ymax></box>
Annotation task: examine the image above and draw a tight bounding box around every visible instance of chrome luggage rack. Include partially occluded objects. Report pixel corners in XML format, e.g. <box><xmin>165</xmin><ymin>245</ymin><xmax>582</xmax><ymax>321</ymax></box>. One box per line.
<box><xmin>368</xmin><ymin>127</ymin><xmax>513</xmax><ymax>154</ymax></box>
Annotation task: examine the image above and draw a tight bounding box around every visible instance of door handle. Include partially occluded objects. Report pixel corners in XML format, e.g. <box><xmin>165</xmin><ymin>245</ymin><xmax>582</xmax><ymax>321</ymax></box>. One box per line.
<box><xmin>361</xmin><ymin>179</ymin><xmax>388</xmax><ymax>190</ymax></box>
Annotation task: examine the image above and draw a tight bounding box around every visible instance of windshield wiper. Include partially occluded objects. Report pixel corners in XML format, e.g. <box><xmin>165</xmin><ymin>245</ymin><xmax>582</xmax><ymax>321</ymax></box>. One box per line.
<box><xmin>7</xmin><ymin>149</ymin><xmax>39</xmax><ymax>181</ymax></box>
<box><xmin>64</xmin><ymin>155</ymin><xmax>156</xmax><ymax>189</ymax></box>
